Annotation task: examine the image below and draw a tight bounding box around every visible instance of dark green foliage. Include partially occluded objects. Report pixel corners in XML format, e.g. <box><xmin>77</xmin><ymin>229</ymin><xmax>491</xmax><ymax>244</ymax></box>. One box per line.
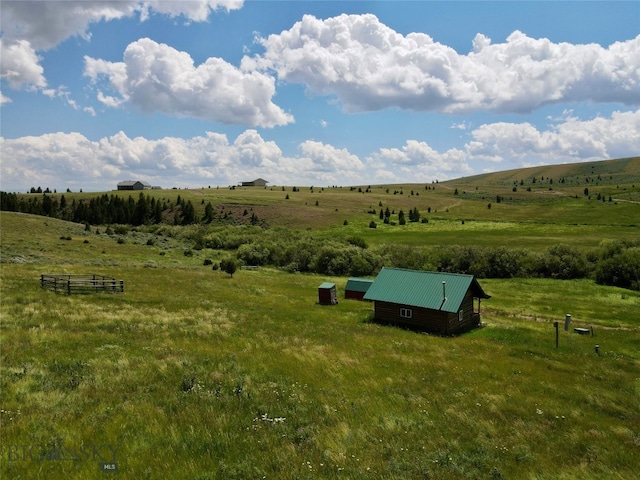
<box><xmin>202</xmin><ymin>202</ymin><xmax>215</xmax><ymax>223</ymax></box>
<box><xmin>220</xmin><ymin>258</ymin><xmax>238</xmax><ymax>277</ymax></box>
<box><xmin>346</xmin><ymin>236</ymin><xmax>367</xmax><ymax>249</ymax></box>
<box><xmin>369</xmin><ymin>220</ymin><xmax>377</xmax><ymax>228</ymax></box>
<box><xmin>181</xmin><ymin>200</ymin><xmax>196</xmax><ymax>225</ymax></box>
<box><xmin>237</xmin><ymin>243</ymin><xmax>269</xmax><ymax>266</ymax></box>
<box><xmin>595</xmin><ymin>241</ymin><xmax>640</xmax><ymax>290</ymax></box>
<box><xmin>534</xmin><ymin>244</ymin><xmax>591</xmax><ymax>280</ymax></box>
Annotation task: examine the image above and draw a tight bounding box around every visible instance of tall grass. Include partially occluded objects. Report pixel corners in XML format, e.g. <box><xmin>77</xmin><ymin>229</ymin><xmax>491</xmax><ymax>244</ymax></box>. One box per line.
<box><xmin>2</xmin><ymin>159</ymin><xmax>639</xmax><ymax>480</ymax></box>
<box><xmin>2</xmin><ymin>250</ymin><xmax>638</xmax><ymax>479</ymax></box>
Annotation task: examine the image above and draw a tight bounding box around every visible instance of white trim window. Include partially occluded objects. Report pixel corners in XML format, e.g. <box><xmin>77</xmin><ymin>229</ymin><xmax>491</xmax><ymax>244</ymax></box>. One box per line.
<box><xmin>400</xmin><ymin>307</ymin><xmax>413</xmax><ymax>319</ymax></box>
<box><xmin>458</xmin><ymin>309</ymin><xmax>464</xmax><ymax>322</ymax></box>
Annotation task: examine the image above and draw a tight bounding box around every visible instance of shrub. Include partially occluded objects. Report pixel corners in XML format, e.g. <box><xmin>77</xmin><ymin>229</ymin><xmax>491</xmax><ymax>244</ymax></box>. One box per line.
<box><xmin>483</xmin><ymin>247</ymin><xmax>527</xmax><ymax>278</ymax></box>
<box><xmin>595</xmin><ymin>248</ymin><xmax>640</xmax><ymax>290</ymax></box>
<box><xmin>237</xmin><ymin>243</ymin><xmax>269</xmax><ymax>266</ymax></box>
<box><xmin>346</xmin><ymin>236</ymin><xmax>368</xmax><ymax>249</ymax></box>
<box><xmin>203</xmin><ymin>259</ymin><xmax>213</xmax><ymax>266</ymax></box>
<box><xmin>534</xmin><ymin>244</ymin><xmax>590</xmax><ymax>280</ymax></box>
<box><xmin>369</xmin><ymin>221</ymin><xmax>377</xmax><ymax>228</ymax></box>
<box><xmin>220</xmin><ymin>258</ymin><xmax>238</xmax><ymax>277</ymax></box>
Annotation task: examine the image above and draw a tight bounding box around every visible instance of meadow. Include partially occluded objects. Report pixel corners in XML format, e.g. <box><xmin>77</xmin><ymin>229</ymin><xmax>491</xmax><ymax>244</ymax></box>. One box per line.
<box><xmin>1</xmin><ymin>158</ymin><xmax>639</xmax><ymax>479</ymax></box>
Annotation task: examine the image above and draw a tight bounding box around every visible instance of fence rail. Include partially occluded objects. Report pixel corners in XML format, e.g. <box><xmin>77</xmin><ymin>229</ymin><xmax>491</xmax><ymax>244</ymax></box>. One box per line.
<box><xmin>40</xmin><ymin>274</ymin><xmax>124</xmax><ymax>295</ymax></box>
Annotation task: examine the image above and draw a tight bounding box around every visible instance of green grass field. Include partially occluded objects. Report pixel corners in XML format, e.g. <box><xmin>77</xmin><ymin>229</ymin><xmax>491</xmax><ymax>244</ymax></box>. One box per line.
<box><xmin>1</xmin><ymin>158</ymin><xmax>639</xmax><ymax>479</ymax></box>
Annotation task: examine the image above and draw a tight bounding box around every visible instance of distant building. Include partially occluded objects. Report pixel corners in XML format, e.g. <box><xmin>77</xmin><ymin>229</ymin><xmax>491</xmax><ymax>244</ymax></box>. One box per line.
<box><xmin>117</xmin><ymin>180</ymin><xmax>152</xmax><ymax>191</ymax></box>
<box><xmin>241</xmin><ymin>178</ymin><xmax>269</xmax><ymax>187</ymax></box>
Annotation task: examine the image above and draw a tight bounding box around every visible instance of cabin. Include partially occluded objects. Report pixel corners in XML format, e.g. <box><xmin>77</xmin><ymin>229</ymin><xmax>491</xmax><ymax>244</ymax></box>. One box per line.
<box><xmin>344</xmin><ymin>277</ymin><xmax>374</xmax><ymax>300</ymax></box>
<box><xmin>318</xmin><ymin>282</ymin><xmax>338</xmax><ymax>305</ymax></box>
<box><xmin>241</xmin><ymin>178</ymin><xmax>269</xmax><ymax>187</ymax></box>
<box><xmin>117</xmin><ymin>180</ymin><xmax>152</xmax><ymax>191</ymax></box>
<box><xmin>363</xmin><ymin>268</ymin><xmax>490</xmax><ymax>335</ymax></box>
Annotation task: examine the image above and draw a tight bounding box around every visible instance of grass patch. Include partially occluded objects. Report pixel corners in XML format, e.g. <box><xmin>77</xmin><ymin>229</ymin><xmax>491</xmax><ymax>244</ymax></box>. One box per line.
<box><xmin>1</xmin><ymin>158</ymin><xmax>639</xmax><ymax>480</ymax></box>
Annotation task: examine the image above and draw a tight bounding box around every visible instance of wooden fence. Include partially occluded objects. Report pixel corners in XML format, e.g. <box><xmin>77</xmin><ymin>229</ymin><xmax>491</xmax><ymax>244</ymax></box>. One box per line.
<box><xmin>41</xmin><ymin>274</ymin><xmax>124</xmax><ymax>295</ymax></box>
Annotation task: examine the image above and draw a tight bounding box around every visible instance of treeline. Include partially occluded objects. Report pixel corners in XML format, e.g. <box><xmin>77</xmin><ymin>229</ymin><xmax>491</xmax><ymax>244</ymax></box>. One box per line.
<box><xmin>176</xmin><ymin>225</ymin><xmax>640</xmax><ymax>290</ymax></box>
<box><xmin>0</xmin><ymin>192</ymin><xmax>259</xmax><ymax>227</ymax></box>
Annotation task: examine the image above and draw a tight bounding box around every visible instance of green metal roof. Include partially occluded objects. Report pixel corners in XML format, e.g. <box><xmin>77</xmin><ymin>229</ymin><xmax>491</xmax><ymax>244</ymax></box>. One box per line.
<box><xmin>318</xmin><ymin>282</ymin><xmax>336</xmax><ymax>289</ymax></box>
<box><xmin>345</xmin><ymin>277</ymin><xmax>374</xmax><ymax>293</ymax></box>
<box><xmin>363</xmin><ymin>268</ymin><xmax>490</xmax><ymax>313</ymax></box>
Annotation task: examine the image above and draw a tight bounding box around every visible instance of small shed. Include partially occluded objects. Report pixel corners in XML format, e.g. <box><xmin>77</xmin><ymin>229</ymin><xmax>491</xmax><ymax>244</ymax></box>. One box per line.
<box><xmin>318</xmin><ymin>282</ymin><xmax>338</xmax><ymax>305</ymax></box>
<box><xmin>363</xmin><ymin>267</ymin><xmax>490</xmax><ymax>335</ymax></box>
<box><xmin>345</xmin><ymin>277</ymin><xmax>374</xmax><ymax>300</ymax></box>
<box><xmin>241</xmin><ymin>178</ymin><xmax>269</xmax><ymax>187</ymax></box>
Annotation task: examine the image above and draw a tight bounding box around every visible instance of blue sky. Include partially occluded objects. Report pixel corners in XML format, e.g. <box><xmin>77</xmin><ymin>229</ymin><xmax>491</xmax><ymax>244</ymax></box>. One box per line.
<box><xmin>1</xmin><ymin>1</ymin><xmax>638</xmax><ymax>192</ymax></box>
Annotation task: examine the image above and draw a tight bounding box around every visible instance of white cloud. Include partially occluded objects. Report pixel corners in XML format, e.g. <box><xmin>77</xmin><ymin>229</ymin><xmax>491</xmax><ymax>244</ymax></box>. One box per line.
<box><xmin>466</xmin><ymin>109</ymin><xmax>640</xmax><ymax>165</ymax></box>
<box><xmin>0</xmin><ymin>1</ymin><xmax>244</xmax><ymax>92</ymax></box>
<box><xmin>140</xmin><ymin>1</ymin><xmax>244</xmax><ymax>22</ymax></box>
<box><xmin>299</xmin><ymin>140</ymin><xmax>365</xmax><ymax>174</ymax></box>
<box><xmin>1</xmin><ymin>110</ymin><xmax>637</xmax><ymax>192</ymax></box>
<box><xmin>0</xmin><ymin>130</ymin><xmax>289</xmax><ymax>191</ymax></box>
<box><xmin>1</xmin><ymin>1</ymin><xmax>244</xmax><ymax>50</ymax></box>
<box><xmin>0</xmin><ymin>39</ymin><xmax>47</xmax><ymax>90</ymax></box>
<box><xmin>0</xmin><ymin>92</ymin><xmax>12</xmax><ymax>105</ymax></box>
<box><xmin>246</xmin><ymin>14</ymin><xmax>640</xmax><ymax>114</ymax></box>
<box><xmin>84</xmin><ymin>38</ymin><xmax>293</xmax><ymax>127</ymax></box>
<box><xmin>371</xmin><ymin>140</ymin><xmax>472</xmax><ymax>181</ymax></box>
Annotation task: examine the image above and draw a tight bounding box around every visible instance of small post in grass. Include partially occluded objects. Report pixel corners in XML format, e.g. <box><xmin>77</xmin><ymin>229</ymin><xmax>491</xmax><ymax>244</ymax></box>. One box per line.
<box><xmin>554</xmin><ymin>321</ymin><xmax>559</xmax><ymax>349</ymax></box>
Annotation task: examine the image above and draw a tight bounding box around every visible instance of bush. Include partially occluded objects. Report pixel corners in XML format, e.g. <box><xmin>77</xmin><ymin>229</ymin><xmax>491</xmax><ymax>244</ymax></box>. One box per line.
<box><xmin>220</xmin><ymin>258</ymin><xmax>238</xmax><ymax>277</ymax></box>
<box><xmin>534</xmin><ymin>244</ymin><xmax>591</xmax><ymax>280</ymax></box>
<box><xmin>482</xmin><ymin>247</ymin><xmax>527</xmax><ymax>278</ymax></box>
<box><xmin>595</xmin><ymin>247</ymin><xmax>640</xmax><ymax>290</ymax></box>
<box><xmin>346</xmin><ymin>236</ymin><xmax>368</xmax><ymax>249</ymax></box>
<box><xmin>369</xmin><ymin>221</ymin><xmax>377</xmax><ymax>228</ymax></box>
<box><xmin>237</xmin><ymin>243</ymin><xmax>269</xmax><ymax>266</ymax></box>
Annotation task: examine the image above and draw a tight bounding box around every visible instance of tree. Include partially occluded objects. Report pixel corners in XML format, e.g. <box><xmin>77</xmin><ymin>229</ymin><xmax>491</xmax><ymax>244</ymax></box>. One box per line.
<box><xmin>181</xmin><ymin>200</ymin><xmax>196</xmax><ymax>225</ymax></box>
<box><xmin>220</xmin><ymin>258</ymin><xmax>238</xmax><ymax>278</ymax></box>
<box><xmin>203</xmin><ymin>202</ymin><xmax>215</xmax><ymax>223</ymax></box>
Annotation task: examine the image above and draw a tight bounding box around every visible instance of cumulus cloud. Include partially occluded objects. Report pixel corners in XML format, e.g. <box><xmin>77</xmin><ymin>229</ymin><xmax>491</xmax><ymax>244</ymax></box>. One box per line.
<box><xmin>245</xmin><ymin>14</ymin><xmax>640</xmax><ymax>114</ymax></box>
<box><xmin>0</xmin><ymin>130</ymin><xmax>287</xmax><ymax>191</ymax></box>
<box><xmin>1</xmin><ymin>110</ymin><xmax>637</xmax><ymax>191</ymax></box>
<box><xmin>368</xmin><ymin>109</ymin><xmax>640</xmax><ymax>180</ymax></box>
<box><xmin>371</xmin><ymin>140</ymin><xmax>472</xmax><ymax>182</ymax></box>
<box><xmin>84</xmin><ymin>38</ymin><xmax>293</xmax><ymax>127</ymax></box>
<box><xmin>1</xmin><ymin>1</ymin><xmax>244</xmax><ymax>50</ymax></box>
<box><xmin>0</xmin><ymin>39</ymin><xmax>47</xmax><ymax>90</ymax></box>
<box><xmin>467</xmin><ymin>109</ymin><xmax>640</xmax><ymax>165</ymax></box>
<box><xmin>0</xmin><ymin>1</ymin><xmax>244</xmax><ymax>92</ymax></box>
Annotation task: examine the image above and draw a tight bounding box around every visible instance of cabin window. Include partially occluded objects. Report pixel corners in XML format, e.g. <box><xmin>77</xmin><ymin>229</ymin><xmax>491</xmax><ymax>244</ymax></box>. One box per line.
<box><xmin>400</xmin><ymin>307</ymin><xmax>412</xmax><ymax>319</ymax></box>
<box><xmin>458</xmin><ymin>309</ymin><xmax>464</xmax><ymax>322</ymax></box>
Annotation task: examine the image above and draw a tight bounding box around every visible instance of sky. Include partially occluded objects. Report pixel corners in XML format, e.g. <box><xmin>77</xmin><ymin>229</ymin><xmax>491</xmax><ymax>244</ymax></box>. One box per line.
<box><xmin>1</xmin><ymin>1</ymin><xmax>639</xmax><ymax>192</ymax></box>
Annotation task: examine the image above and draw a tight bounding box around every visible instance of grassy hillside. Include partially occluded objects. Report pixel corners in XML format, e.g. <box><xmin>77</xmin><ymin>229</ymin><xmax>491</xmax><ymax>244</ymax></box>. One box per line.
<box><xmin>1</xmin><ymin>157</ymin><xmax>639</xmax><ymax>479</ymax></box>
<box><xmin>4</xmin><ymin>157</ymin><xmax>639</xmax><ymax>250</ymax></box>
